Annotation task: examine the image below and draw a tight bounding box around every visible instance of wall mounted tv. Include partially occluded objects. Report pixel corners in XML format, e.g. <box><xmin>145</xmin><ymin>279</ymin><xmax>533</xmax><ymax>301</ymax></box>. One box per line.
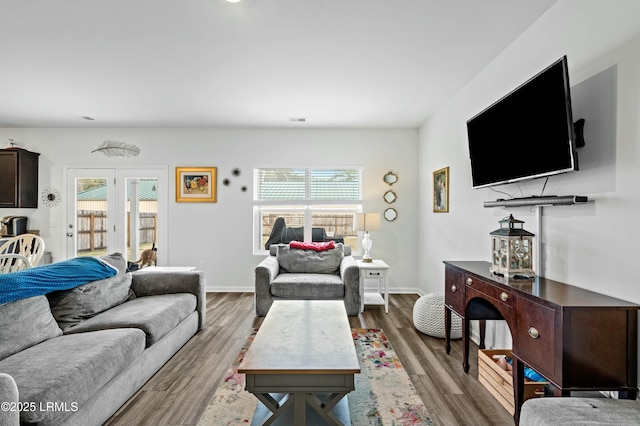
<box><xmin>467</xmin><ymin>56</ymin><xmax>579</xmax><ymax>189</ymax></box>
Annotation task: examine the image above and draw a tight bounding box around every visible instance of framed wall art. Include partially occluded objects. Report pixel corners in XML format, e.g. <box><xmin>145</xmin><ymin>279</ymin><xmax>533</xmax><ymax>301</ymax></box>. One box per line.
<box><xmin>433</xmin><ymin>166</ymin><xmax>449</xmax><ymax>213</ymax></box>
<box><xmin>176</xmin><ymin>167</ymin><xmax>217</xmax><ymax>202</ymax></box>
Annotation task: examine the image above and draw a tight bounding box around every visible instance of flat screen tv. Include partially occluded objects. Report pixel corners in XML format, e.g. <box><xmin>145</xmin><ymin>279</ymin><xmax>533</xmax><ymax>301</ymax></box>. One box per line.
<box><xmin>467</xmin><ymin>56</ymin><xmax>578</xmax><ymax>189</ymax></box>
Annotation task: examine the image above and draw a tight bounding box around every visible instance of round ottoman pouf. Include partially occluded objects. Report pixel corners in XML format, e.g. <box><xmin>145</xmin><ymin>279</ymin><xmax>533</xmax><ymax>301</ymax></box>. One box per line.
<box><xmin>413</xmin><ymin>293</ymin><xmax>462</xmax><ymax>339</ymax></box>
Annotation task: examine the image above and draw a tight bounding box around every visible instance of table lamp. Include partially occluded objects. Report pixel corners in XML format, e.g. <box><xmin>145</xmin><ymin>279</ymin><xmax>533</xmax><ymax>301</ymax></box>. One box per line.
<box><xmin>355</xmin><ymin>213</ymin><xmax>381</xmax><ymax>263</ymax></box>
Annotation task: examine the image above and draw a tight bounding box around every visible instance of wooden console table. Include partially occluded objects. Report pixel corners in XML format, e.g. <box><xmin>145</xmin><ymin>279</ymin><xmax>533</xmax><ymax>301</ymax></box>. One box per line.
<box><xmin>443</xmin><ymin>260</ymin><xmax>639</xmax><ymax>424</ymax></box>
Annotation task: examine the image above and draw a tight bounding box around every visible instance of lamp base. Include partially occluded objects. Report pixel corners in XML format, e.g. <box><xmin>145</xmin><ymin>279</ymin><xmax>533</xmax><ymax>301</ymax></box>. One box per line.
<box><xmin>362</xmin><ymin>231</ymin><xmax>373</xmax><ymax>263</ymax></box>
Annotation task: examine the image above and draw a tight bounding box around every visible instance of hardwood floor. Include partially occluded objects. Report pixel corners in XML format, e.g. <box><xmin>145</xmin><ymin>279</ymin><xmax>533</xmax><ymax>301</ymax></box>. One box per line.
<box><xmin>104</xmin><ymin>293</ymin><xmax>514</xmax><ymax>425</ymax></box>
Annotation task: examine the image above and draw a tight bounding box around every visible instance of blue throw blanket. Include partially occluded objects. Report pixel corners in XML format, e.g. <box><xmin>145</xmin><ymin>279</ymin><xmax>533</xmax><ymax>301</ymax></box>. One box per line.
<box><xmin>0</xmin><ymin>256</ymin><xmax>118</xmax><ymax>305</ymax></box>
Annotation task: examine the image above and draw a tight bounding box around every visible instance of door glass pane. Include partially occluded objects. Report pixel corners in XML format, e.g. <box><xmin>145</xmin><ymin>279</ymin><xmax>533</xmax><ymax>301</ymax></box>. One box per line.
<box><xmin>126</xmin><ymin>178</ymin><xmax>158</xmax><ymax>265</ymax></box>
<box><xmin>76</xmin><ymin>178</ymin><xmax>109</xmax><ymax>257</ymax></box>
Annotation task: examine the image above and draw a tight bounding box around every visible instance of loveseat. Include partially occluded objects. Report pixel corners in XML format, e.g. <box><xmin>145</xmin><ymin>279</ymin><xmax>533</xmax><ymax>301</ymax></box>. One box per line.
<box><xmin>254</xmin><ymin>242</ymin><xmax>360</xmax><ymax>316</ymax></box>
<box><xmin>0</xmin><ymin>253</ymin><xmax>204</xmax><ymax>426</ymax></box>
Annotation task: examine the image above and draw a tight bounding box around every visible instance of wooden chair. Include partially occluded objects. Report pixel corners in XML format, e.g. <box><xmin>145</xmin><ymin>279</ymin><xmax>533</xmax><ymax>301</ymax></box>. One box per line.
<box><xmin>0</xmin><ymin>234</ymin><xmax>45</xmax><ymax>267</ymax></box>
<box><xmin>0</xmin><ymin>254</ymin><xmax>31</xmax><ymax>273</ymax></box>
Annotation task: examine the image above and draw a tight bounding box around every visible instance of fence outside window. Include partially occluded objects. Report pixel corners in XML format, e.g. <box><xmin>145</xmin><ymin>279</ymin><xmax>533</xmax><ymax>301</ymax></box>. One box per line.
<box><xmin>76</xmin><ymin>210</ymin><xmax>157</xmax><ymax>254</ymax></box>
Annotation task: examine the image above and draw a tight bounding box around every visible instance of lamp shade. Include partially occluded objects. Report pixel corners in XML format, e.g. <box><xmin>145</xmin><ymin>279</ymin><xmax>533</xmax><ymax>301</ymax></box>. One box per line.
<box><xmin>355</xmin><ymin>213</ymin><xmax>381</xmax><ymax>232</ymax></box>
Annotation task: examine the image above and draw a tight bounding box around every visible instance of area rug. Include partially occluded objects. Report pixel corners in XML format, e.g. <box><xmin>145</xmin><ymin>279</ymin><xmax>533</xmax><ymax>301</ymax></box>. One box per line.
<box><xmin>198</xmin><ymin>328</ymin><xmax>432</xmax><ymax>425</ymax></box>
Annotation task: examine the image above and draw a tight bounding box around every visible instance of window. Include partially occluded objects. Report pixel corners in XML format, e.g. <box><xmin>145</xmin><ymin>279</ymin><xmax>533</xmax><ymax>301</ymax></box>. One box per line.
<box><xmin>253</xmin><ymin>168</ymin><xmax>362</xmax><ymax>253</ymax></box>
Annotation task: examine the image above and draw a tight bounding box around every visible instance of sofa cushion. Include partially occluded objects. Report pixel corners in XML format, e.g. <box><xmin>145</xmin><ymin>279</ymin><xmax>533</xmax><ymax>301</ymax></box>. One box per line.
<box><xmin>64</xmin><ymin>293</ymin><xmax>197</xmax><ymax>347</ymax></box>
<box><xmin>0</xmin><ymin>328</ymin><xmax>145</xmax><ymax>426</ymax></box>
<box><xmin>0</xmin><ymin>295</ymin><xmax>63</xmax><ymax>361</ymax></box>
<box><xmin>277</xmin><ymin>243</ymin><xmax>344</xmax><ymax>274</ymax></box>
<box><xmin>47</xmin><ymin>272</ymin><xmax>134</xmax><ymax>331</ymax></box>
<box><xmin>271</xmin><ymin>273</ymin><xmax>345</xmax><ymax>299</ymax></box>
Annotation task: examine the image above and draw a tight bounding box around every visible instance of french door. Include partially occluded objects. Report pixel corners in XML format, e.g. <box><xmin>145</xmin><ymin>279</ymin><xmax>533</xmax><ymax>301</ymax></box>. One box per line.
<box><xmin>65</xmin><ymin>166</ymin><xmax>168</xmax><ymax>265</ymax></box>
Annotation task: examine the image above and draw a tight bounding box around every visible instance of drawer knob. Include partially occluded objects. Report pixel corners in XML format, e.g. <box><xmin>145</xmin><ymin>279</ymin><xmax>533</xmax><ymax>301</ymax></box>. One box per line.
<box><xmin>500</xmin><ymin>292</ymin><xmax>509</xmax><ymax>302</ymax></box>
<box><xmin>466</xmin><ymin>278</ymin><xmax>473</xmax><ymax>285</ymax></box>
<box><xmin>528</xmin><ymin>327</ymin><xmax>540</xmax><ymax>339</ymax></box>
<box><xmin>451</xmin><ymin>284</ymin><xmax>457</xmax><ymax>293</ymax></box>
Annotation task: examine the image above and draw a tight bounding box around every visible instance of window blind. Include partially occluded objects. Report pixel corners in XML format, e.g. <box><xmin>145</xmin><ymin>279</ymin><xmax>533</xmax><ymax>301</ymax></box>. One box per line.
<box><xmin>255</xmin><ymin>168</ymin><xmax>361</xmax><ymax>201</ymax></box>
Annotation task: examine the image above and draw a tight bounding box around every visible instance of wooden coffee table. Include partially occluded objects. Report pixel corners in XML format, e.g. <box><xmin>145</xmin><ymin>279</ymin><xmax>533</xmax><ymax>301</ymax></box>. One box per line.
<box><xmin>238</xmin><ymin>300</ymin><xmax>360</xmax><ymax>425</ymax></box>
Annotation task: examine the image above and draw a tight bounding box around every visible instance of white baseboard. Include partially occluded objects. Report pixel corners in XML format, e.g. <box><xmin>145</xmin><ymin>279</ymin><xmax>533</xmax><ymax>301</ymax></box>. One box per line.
<box><xmin>206</xmin><ymin>287</ymin><xmax>423</xmax><ymax>294</ymax></box>
<box><xmin>390</xmin><ymin>287</ymin><xmax>423</xmax><ymax>295</ymax></box>
<box><xmin>206</xmin><ymin>286</ymin><xmax>254</xmax><ymax>293</ymax></box>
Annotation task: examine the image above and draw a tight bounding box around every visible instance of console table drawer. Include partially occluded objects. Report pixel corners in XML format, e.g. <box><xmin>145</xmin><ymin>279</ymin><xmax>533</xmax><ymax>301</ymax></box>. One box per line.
<box><xmin>464</xmin><ymin>275</ymin><xmax>515</xmax><ymax>308</ymax></box>
<box><xmin>515</xmin><ymin>298</ymin><xmax>556</xmax><ymax>380</ymax></box>
<box><xmin>445</xmin><ymin>267</ymin><xmax>465</xmax><ymax>314</ymax></box>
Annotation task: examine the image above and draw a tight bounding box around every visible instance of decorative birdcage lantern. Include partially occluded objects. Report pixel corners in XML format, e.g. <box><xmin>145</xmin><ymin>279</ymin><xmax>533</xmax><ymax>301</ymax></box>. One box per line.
<box><xmin>490</xmin><ymin>215</ymin><xmax>535</xmax><ymax>278</ymax></box>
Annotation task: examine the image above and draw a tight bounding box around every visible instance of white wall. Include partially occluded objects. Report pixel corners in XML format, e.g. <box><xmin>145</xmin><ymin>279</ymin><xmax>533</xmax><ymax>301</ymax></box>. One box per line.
<box><xmin>0</xmin><ymin>127</ymin><xmax>419</xmax><ymax>292</ymax></box>
<box><xmin>418</xmin><ymin>0</ymin><xmax>640</xmax><ymax>349</ymax></box>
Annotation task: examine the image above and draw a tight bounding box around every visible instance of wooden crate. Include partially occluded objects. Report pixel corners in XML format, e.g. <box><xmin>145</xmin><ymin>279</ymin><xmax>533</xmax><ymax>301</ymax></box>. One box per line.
<box><xmin>478</xmin><ymin>349</ymin><xmax>547</xmax><ymax>415</ymax></box>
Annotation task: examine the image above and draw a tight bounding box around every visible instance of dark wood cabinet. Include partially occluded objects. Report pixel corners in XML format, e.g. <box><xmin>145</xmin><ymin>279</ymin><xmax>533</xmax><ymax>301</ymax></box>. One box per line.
<box><xmin>0</xmin><ymin>148</ymin><xmax>40</xmax><ymax>208</ymax></box>
<box><xmin>444</xmin><ymin>260</ymin><xmax>639</xmax><ymax>423</ymax></box>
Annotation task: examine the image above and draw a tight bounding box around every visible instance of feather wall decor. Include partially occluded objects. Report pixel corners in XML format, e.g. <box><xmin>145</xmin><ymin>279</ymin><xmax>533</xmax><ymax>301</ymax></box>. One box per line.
<box><xmin>91</xmin><ymin>141</ymin><xmax>141</xmax><ymax>157</ymax></box>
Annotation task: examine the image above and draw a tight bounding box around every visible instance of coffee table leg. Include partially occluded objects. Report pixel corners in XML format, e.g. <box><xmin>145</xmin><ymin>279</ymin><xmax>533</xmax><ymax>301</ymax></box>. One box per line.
<box><xmin>307</xmin><ymin>393</ymin><xmax>348</xmax><ymax>425</ymax></box>
<box><xmin>251</xmin><ymin>392</ymin><xmax>350</xmax><ymax>426</ymax></box>
<box><xmin>253</xmin><ymin>393</ymin><xmax>292</xmax><ymax>425</ymax></box>
<box><xmin>254</xmin><ymin>393</ymin><xmax>284</xmax><ymax>414</ymax></box>
<box><xmin>293</xmin><ymin>393</ymin><xmax>306</xmax><ymax>424</ymax></box>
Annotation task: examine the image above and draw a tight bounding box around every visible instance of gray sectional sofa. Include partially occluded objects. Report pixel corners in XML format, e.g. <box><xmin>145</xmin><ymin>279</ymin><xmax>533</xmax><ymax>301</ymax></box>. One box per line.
<box><xmin>254</xmin><ymin>243</ymin><xmax>360</xmax><ymax>316</ymax></box>
<box><xmin>0</xmin><ymin>254</ymin><xmax>205</xmax><ymax>426</ymax></box>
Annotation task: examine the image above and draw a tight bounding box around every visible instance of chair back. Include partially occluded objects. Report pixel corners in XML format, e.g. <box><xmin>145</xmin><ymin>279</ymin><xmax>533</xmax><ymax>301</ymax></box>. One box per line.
<box><xmin>0</xmin><ymin>254</ymin><xmax>31</xmax><ymax>273</ymax></box>
<box><xmin>0</xmin><ymin>234</ymin><xmax>45</xmax><ymax>267</ymax></box>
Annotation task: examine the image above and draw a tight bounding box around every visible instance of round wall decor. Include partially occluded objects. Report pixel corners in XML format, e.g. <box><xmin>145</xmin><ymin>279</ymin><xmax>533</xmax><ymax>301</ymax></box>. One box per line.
<box><xmin>384</xmin><ymin>207</ymin><xmax>397</xmax><ymax>222</ymax></box>
<box><xmin>41</xmin><ymin>187</ymin><xmax>61</xmax><ymax>208</ymax></box>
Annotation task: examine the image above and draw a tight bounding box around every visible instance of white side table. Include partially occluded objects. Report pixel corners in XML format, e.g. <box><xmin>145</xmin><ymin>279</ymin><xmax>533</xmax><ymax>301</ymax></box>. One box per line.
<box><xmin>356</xmin><ymin>259</ymin><xmax>390</xmax><ymax>313</ymax></box>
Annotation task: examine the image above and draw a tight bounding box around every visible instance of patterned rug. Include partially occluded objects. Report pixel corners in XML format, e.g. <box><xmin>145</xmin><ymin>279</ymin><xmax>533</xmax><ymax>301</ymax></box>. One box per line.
<box><xmin>198</xmin><ymin>328</ymin><xmax>432</xmax><ymax>425</ymax></box>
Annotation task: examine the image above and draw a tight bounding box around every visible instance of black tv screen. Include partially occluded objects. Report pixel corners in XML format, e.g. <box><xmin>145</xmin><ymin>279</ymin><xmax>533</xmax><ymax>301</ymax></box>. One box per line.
<box><xmin>467</xmin><ymin>56</ymin><xmax>578</xmax><ymax>189</ymax></box>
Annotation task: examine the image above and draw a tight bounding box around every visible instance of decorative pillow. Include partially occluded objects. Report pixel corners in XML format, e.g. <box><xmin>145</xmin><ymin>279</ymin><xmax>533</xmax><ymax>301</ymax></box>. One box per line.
<box><xmin>100</xmin><ymin>252</ymin><xmax>128</xmax><ymax>274</ymax></box>
<box><xmin>47</xmin><ymin>271</ymin><xmax>134</xmax><ymax>331</ymax></box>
<box><xmin>277</xmin><ymin>243</ymin><xmax>344</xmax><ymax>274</ymax></box>
<box><xmin>289</xmin><ymin>241</ymin><xmax>336</xmax><ymax>252</ymax></box>
<box><xmin>0</xmin><ymin>295</ymin><xmax>63</xmax><ymax>360</ymax></box>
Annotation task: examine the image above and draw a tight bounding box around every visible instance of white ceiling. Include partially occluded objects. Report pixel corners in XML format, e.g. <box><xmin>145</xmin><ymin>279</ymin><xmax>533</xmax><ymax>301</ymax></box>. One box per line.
<box><xmin>0</xmin><ymin>0</ymin><xmax>556</xmax><ymax>128</ymax></box>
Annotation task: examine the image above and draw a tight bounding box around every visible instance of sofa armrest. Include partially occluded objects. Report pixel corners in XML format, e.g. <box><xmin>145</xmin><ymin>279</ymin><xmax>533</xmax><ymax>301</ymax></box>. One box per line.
<box><xmin>0</xmin><ymin>373</ymin><xmax>19</xmax><ymax>426</ymax></box>
<box><xmin>340</xmin><ymin>256</ymin><xmax>361</xmax><ymax>315</ymax></box>
<box><xmin>131</xmin><ymin>270</ymin><xmax>206</xmax><ymax>330</ymax></box>
<box><xmin>255</xmin><ymin>256</ymin><xmax>279</xmax><ymax>316</ymax></box>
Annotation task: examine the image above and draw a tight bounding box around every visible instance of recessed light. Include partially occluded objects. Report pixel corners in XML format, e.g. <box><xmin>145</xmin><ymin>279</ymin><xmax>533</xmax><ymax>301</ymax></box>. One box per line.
<box><xmin>226</xmin><ymin>0</ymin><xmax>241</xmax><ymax>3</ymax></box>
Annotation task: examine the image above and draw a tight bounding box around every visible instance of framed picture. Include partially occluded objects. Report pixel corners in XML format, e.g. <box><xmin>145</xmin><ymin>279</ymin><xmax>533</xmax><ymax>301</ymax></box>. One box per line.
<box><xmin>433</xmin><ymin>167</ymin><xmax>449</xmax><ymax>213</ymax></box>
<box><xmin>176</xmin><ymin>167</ymin><xmax>217</xmax><ymax>202</ymax></box>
